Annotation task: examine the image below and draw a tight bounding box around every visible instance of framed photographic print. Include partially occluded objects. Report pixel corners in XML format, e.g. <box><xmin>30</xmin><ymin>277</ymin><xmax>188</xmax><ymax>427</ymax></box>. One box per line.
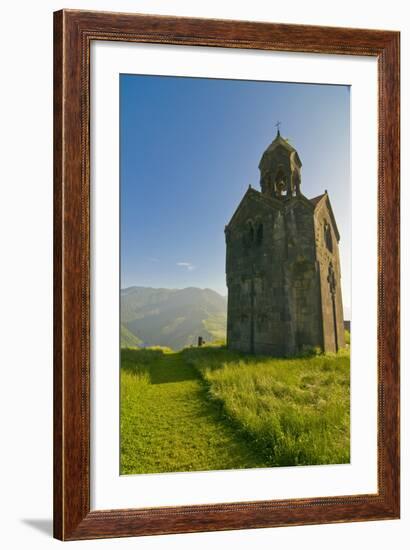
<box><xmin>54</xmin><ymin>9</ymin><xmax>400</xmax><ymax>540</ymax></box>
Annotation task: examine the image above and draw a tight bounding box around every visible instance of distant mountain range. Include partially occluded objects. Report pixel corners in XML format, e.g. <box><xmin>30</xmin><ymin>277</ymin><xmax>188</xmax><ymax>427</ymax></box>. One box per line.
<box><xmin>121</xmin><ymin>286</ymin><xmax>227</xmax><ymax>350</ymax></box>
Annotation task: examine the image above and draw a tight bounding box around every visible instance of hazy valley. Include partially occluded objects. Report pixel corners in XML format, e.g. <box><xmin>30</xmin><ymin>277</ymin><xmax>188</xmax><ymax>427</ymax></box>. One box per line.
<box><xmin>120</xmin><ymin>286</ymin><xmax>227</xmax><ymax>350</ymax></box>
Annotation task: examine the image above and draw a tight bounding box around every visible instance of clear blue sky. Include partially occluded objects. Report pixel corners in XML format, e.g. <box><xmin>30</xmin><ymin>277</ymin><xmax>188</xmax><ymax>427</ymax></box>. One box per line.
<box><xmin>120</xmin><ymin>74</ymin><xmax>351</xmax><ymax>317</ymax></box>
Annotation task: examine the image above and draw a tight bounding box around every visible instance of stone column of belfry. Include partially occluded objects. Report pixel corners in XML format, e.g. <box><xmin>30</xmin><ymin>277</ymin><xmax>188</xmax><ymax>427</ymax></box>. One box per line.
<box><xmin>225</xmin><ymin>126</ymin><xmax>345</xmax><ymax>355</ymax></box>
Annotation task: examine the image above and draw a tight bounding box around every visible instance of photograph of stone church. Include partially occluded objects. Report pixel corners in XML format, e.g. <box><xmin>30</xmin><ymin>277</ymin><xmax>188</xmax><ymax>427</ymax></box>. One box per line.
<box><xmin>120</xmin><ymin>74</ymin><xmax>351</xmax><ymax>475</ymax></box>
<box><xmin>225</xmin><ymin>126</ymin><xmax>345</xmax><ymax>356</ymax></box>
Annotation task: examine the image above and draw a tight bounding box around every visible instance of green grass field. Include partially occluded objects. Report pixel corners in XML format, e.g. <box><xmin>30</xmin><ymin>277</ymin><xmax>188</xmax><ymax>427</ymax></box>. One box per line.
<box><xmin>120</xmin><ymin>346</ymin><xmax>350</xmax><ymax>474</ymax></box>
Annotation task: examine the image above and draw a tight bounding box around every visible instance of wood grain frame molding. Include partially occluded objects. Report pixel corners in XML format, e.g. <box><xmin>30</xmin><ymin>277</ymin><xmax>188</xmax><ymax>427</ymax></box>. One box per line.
<box><xmin>54</xmin><ymin>9</ymin><xmax>400</xmax><ymax>540</ymax></box>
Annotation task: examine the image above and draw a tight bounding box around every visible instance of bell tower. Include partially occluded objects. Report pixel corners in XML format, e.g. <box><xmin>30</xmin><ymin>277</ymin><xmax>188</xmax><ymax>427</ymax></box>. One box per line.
<box><xmin>225</xmin><ymin>124</ymin><xmax>344</xmax><ymax>355</ymax></box>
<box><xmin>258</xmin><ymin>124</ymin><xmax>302</xmax><ymax>199</ymax></box>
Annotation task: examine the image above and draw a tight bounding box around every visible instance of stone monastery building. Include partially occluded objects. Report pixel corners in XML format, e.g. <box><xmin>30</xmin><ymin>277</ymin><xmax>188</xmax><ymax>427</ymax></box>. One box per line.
<box><xmin>225</xmin><ymin>128</ymin><xmax>345</xmax><ymax>355</ymax></box>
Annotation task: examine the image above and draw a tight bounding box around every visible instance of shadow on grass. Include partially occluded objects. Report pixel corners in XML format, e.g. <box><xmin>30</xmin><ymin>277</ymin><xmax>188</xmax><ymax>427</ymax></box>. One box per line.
<box><xmin>181</xmin><ymin>344</ymin><xmax>343</xmax><ymax>373</ymax></box>
<box><xmin>181</xmin><ymin>345</ymin><xmax>259</xmax><ymax>372</ymax></box>
<box><xmin>121</xmin><ymin>348</ymin><xmax>200</xmax><ymax>384</ymax></box>
<box><xmin>120</xmin><ymin>347</ymin><xmax>267</xmax><ymax>472</ymax></box>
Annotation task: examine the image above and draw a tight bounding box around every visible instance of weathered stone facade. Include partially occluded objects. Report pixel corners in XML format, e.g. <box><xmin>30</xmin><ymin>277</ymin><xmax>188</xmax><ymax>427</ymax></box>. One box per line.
<box><xmin>225</xmin><ymin>130</ymin><xmax>345</xmax><ymax>355</ymax></box>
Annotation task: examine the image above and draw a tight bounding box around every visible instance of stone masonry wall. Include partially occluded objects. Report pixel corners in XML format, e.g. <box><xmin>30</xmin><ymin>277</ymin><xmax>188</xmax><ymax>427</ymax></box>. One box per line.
<box><xmin>226</xmin><ymin>190</ymin><xmax>327</xmax><ymax>355</ymax></box>
<box><xmin>226</xmin><ymin>191</ymin><xmax>292</xmax><ymax>355</ymax></box>
<box><xmin>313</xmin><ymin>200</ymin><xmax>345</xmax><ymax>352</ymax></box>
<box><xmin>284</xmin><ymin>200</ymin><xmax>323</xmax><ymax>352</ymax></box>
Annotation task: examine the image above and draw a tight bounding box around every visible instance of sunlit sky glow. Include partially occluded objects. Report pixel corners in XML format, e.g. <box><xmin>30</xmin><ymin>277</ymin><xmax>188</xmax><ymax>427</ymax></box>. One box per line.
<box><xmin>120</xmin><ymin>74</ymin><xmax>351</xmax><ymax>318</ymax></box>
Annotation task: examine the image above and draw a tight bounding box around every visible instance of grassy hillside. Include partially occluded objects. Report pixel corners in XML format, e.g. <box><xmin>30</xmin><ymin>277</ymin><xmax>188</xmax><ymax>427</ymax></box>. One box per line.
<box><xmin>121</xmin><ymin>286</ymin><xmax>227</xmax><ymax>350</ymax></box>
<box><xmin>120</xmin><ymin>324</ymin><xmax>142</xmax><ymax>348</ymax></box>
<box><xmin>121</xmin><ymin>348</ymin><xmax>264</xmax><ymax>474</ymax></box>
<box><xmin>202</xmin><ymin>313</ymin><xmax>227</xmax><ymax>341</ymax></box>
<box><xmin>184</xmin><ymin>347</ymin><xmax>350</xmax><ymax>467</ymax></box>
<box><xmin>121</xmin><ymin>346</ymin><xmax>350</xmax><ymax>474</ymax></box>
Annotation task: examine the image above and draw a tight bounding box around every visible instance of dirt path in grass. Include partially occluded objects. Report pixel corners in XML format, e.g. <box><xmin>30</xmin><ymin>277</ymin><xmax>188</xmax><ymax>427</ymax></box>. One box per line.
<box><xmin>120</xmin><ymin>351</ymin><xmax>265</xmax><ymax>474</ymax></box>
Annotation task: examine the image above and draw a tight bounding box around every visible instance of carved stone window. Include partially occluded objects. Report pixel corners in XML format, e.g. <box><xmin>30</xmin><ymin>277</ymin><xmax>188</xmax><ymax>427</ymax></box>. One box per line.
<box><xmin>249</xmin><ymin>222</ymin><xmax>254</xmax><ymax>243</ymax></box>
<box><xmin>327</xmin><ymin>262</ymin><xmax>337</xmax><ymax>295</ymax></box>
<box><xmin>242</xmin><ymin>220</ymin><xmax>255</xmax><ymax>247</ymax></box>
<box><xmin>275</xmin><ymin>168</ymin><xmax>287</xmax><ymax>196</ymax></box>
<box><xmin>324</xmin><ymin>221</ymin><xmax>333</xmax><ymax>252</ymax></box>
<box><xmin>256</xmin><ymin>222</ymin><xmax>263</xmax><ymax>244</ymax></box>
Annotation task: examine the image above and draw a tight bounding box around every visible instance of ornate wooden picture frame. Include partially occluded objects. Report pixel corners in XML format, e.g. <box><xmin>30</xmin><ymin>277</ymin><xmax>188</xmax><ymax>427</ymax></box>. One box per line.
<box><xmin>53</xmin><ymin>9</ymin><xmax>400</xmax><ymax>540</ymax></box>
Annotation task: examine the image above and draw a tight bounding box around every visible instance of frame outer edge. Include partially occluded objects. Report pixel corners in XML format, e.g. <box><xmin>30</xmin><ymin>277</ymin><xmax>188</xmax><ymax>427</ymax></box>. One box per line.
<box><xmin>380</xmin><ymin>31</ymin><xmax>400</xmax><ymax>517</ymax></box>
<box><xmin>53</xmin><ymin>9</ymin><xmax>64</xmax><ymax>541</ymax></box>
<box><xmin>53</xmin><ymin>9</ymin><xmax>401</xmax><ymax>540</ymax></box>
<box><xmin>54</xmin><ymin>9</ymin><xmax>92</xmax><ymax>540</ymax></box>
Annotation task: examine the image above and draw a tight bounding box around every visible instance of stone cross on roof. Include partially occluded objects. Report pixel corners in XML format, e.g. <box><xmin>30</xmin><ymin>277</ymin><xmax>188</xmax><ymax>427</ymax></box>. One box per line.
<box><xmin>274</xmin><ymin>120</ymin><xmax>281</xmax><ymax>135</ymax></box>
